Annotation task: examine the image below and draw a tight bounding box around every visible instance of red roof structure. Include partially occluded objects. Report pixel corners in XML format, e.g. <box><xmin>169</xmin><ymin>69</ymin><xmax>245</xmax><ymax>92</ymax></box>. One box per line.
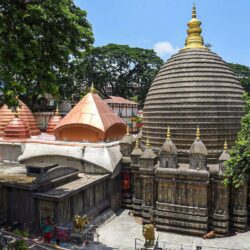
<box><xmin>104</xmin><ymin>96</ymin><xmax>137</xmax><ymax>105</ymax></box>
<box><xmin>3</xmin><ymin>115</ymin><xmax>31</xmax><ymax>139</ymax></box>
<box><xmin>54</xmin><ymin>92</ymin><xmax>126</xmax><ymax>142</ymax></box>
<box><xmin>0</xmin><ymin>100</ymin><xmax>40</xmax><ymax>137</ymax></box>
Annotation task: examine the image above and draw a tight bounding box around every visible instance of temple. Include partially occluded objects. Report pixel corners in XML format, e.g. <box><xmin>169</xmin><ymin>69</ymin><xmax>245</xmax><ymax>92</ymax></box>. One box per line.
<box><xmin>0</xmin><ymin>5</ymin><xmax>248</xmax><ymax>239</ymax></box>
<box><xmin>120</xmin><ymin>5</ymin><xmax>248</xmax><ymax>236</ymax></box>
<box><xmin>0</xmin><ymin>87</ymin><xmax>126</xmax><ymax>229</ymax></box>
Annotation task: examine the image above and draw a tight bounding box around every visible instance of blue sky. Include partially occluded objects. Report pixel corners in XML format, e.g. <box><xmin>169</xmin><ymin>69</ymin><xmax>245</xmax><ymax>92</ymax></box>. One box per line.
<box><xmin>75</xmin><ymin>0</ymin><xmax>250</xmax><ymax>66</ymax></box>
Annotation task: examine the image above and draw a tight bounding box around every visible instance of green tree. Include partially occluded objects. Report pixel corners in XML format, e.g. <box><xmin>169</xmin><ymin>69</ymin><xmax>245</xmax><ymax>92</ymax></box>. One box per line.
<box><xmin>75</xmin><ymin>44</ymin><xmax>163</xmax><ymax>106</ymax></box>
<box><xmin>228</xmin><ymin>63</ymin><xmax>250</xmax><ymax>94</ymax></box>
<box><xmin>224</xmin><ymin>93</ymin><xmax>250</xmax><ymax>187</ymax></box>
<box><xmin>0</xmin><ymin>0</ymin><xmax>94</xmax><ymax>109</ymax></box>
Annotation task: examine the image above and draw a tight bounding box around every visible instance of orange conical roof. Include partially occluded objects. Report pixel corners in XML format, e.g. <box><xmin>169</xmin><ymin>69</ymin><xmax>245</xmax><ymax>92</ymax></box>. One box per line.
<box><xmin>54</xmin><ymin>92</ymin><xmax>126</xmax><ymax>142</ymax></box>
<box><xmin>3</xmin><ymin>115</ymin><xmax>31</xmax><ymax>139</ymax></box>
<box><xmin>46</xmin><ymin>107</ymin><xmax>62</xmax><ymax>135</ymax></box>
<box><xmin>0</xmin><ymin>99</ymin><xmax>41</xmax><ymax>137</ymax></box>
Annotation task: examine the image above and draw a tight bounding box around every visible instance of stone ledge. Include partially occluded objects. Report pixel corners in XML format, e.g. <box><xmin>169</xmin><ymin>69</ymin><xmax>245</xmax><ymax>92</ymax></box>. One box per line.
<box><xmin>155</xmin><ymin>217</ymin><xmax>208</xmax><ymax>230</ymax></box>
<box><xmin>155</xmin><ymin>210</ymin><xmax>208</xmax><ymax>222</ymax></box>
<box><xmin>156</xmin><ymin>202</ymin><xmax>208</xmax><ymax>216</ymax></box>
<box><xmin>156</xmin><ymin>224</ymin><xmax>207</xmax><ymax>235</ymax></box>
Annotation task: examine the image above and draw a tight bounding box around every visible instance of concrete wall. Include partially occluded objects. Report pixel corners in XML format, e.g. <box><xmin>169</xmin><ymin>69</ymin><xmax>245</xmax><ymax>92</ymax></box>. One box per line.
<box><xmin>0</xmin><ymin>144</ymin><xmax>22</xmax><ymax>162</ymax></box>
<box><xmin>20</xmin><ymin>156</ymin><xmax>83</xmax><ymax>171</ymax></box>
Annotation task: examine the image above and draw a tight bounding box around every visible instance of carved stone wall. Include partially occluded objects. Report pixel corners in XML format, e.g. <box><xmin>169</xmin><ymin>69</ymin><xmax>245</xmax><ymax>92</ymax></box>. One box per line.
<box><xmin>211</xmin><ymin>175</ymin><xmax>229</xmax><ymax>235</ymax></box>
<box><xmin>230</xmin><ymin>184</ymin><xmax>248</xmax><ymax>232</ymax></box>
<box><xmin>154</xmin><ymin>168</ymin><xmax>209</xmax><ymax>235</ymax></box>
<box><xmin>159</xmin><ymin>154</ymin><xmax>177</xmax><ymax>168</ymax></box>
<box><xmin>120</xmin><ymin>133</ymin><xmax>249</xmax><ymax>236</ymax></box>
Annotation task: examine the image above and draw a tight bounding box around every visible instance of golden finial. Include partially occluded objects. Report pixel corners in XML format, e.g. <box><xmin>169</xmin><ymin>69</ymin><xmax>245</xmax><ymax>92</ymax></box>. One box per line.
<box><xmin>196</xmin><ymin>126</ymin><xmax>200</xmax><ymax>140</ymax></box>
<box><xmin>55</xmin><ymin>104</ymin><xmax>60</xmax><ymax>116</ymax></box>
<box><xmin>126</xmin><ymin>126</ymin><xmax>130</xmax><ymax>135</ymax></box>
<box><xmin>146</xmin><ymin>138</ymin><xmax>150</xmax><ymax>148</ymax></box>
<box><xmin>90</xmin><ymin>82</ymin><xmax>95</xmax><ymax>93</ymax></box>
<box><xmin>192</xmin><ymin>3</ymin><xmax>196</xmax><ymax>18</ymax></box>
<box><xmin>223</xmin><ymin>140</ymin><xmax>228</xmax><ymax>151</ymax></box>
<box><xmin>135</xmin><ymin>137</ymin><xmax>139</xmax><ymax>148</ymax></box>
<box><xmin>183</xmin><ymin>4</ymin><xmax>206</xmax><ymax>50</ymax></box>
<box><xmin>166</xmin><ymin>127</ymin><xmax>171</xmax><ymax>140</ymax></box>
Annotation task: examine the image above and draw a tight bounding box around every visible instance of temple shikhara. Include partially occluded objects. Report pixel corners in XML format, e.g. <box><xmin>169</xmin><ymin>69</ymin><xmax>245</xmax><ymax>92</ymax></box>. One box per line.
<box><xmin>121</xmin><ymin>5</ymin><xmax>247</xmax><ymax>236</ymax></box>
<box><xmin>0</xmin><ymin>4</ymin><xmax>248</xmax><ymax>243</ymax></box>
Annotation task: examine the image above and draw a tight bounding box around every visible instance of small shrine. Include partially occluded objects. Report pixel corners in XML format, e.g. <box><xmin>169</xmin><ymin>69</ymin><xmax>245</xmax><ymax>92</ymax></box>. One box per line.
<box><xmin>3</xmin><ymin>113</ymin><xmax>31</xmax><ymax>140</ymax></box>
<box><xmin>54</xmin><ymin>85</ymin><xmax>127</xmax><ymax>142</ymax></box>
<box><xmin>46</xmin><ymin>106</ymin><xmax>62</xmax><ymax>134</ymax></box>
<box><xmin>0</xmin><ymin>99</ymin><xmax>40</xmax><ymax>136</ymax></box>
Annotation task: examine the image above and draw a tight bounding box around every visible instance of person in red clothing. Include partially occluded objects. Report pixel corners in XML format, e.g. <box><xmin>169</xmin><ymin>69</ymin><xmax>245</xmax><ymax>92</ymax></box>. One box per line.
<box><xmin>42</xmin><ymin>216</ymin><xmax>54</xmax><ymax>243</ymax></box>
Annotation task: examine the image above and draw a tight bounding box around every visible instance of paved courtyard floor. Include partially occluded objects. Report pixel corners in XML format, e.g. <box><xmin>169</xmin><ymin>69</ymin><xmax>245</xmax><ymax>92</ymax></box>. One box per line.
<box><xmin>97</xmin><ymin>209</ymin><xmax>250</xmax><ymax>250</ymax></box>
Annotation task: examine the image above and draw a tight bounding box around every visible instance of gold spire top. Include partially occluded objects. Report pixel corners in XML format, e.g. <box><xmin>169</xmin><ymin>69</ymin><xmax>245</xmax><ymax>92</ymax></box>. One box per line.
<box><xmin>192</xmin><ymin>3</ymin><xmax>196</xmax><ymax>18</ymax></box>
<box><xmin>146</xmin><ymin>138</ymin><xmax>150</xmax><ymax>148</ymax></box>
<box><xmin>55</xmin><ymin>104</ymin><xmax>60</xmax><ymax>116</ymax></box>
<box><xmin>183</xmin><ymin>4</ymin><xmax>206</xmax><ymax>50</ymax></box>
<box><xmin>126</xmin><ymin>126</ymin><xmax>130</xmax><ymax>135</ymax></box>
<box><xmin>223</xmin><ymin>140</ymin><xmax>228</xmax><ymax>151</ymax></box>
<box><xmin>135</xmin><ymin>137</ymin><xmax>139</xmax><ymax>148</ymax></box>
<box><xmin>196</xmin><ymin>126</ymin><xmax>200</xmax><ymax>140</ymax></box>
<box><xmin>90</xmin><ymin>82</ymin><xmax>95</xmax><ymax>93</ymax></box>
<box><xmin>166</xmin><ymin>127</ymin><xmax>171</xmax><ymax>140</ymax></box>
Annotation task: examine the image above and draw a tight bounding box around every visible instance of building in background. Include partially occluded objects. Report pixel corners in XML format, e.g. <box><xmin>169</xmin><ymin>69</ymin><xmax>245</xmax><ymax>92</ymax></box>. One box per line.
<box><xmin>104</xmin><ymin>96</ymin><xmax>138</xmax><ymax>133</ymax></box>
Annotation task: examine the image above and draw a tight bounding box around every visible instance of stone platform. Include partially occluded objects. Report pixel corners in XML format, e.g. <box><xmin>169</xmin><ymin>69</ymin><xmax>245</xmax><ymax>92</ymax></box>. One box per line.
<box><xmin>97</xmin><ymin>209</ymin><xmax>250</xmax><ymax>250</ymax></box>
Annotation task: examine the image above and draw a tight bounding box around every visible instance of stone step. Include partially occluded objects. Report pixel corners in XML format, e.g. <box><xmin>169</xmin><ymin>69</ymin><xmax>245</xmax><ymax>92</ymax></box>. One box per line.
<box><xmin>156</xmin><ymin>224</ymin><xmax>207</xmax><ymax>236</ymax></box>
<box><xmin>155</xmin><ymin>210</ymin><xmax>208</xmax><ymax>223</ymax></box>
<box><xmin>155</xmin><ymin>217</ymin><xmax>208</xmax><ymax>230</ymax></box>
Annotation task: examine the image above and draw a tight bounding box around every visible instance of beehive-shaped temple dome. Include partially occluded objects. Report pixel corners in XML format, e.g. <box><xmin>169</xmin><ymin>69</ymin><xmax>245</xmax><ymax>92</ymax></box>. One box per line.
<box><xmin>54</xmin><ymin>87</ymin><xmax>127</xmax><ymax>142</ymax></box>
<box><xmin>3</xmin><ymin>114</ymin><xmax>31</xmax><ymax>139</ymax></box>
<box><xmin>46</xmin><ymin>106</ymin><xmax>62</xmax><ymax>135</ymax></box>
<box><xmin>142</xmin><ymin>5</ymin><xmax>244</xmax><ymax>163</ymax></box>
<box><xmin>0</xmin><ymin>99</ymin><xmax>40</xmax><ymax>137</ymax></box>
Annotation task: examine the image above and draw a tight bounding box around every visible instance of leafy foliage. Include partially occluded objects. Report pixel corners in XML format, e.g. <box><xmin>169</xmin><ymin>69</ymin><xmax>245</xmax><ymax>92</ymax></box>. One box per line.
<box><xmin>0</xmin><ymin>0</ymin><xmax>94</xmax><ymax>109</ymax></box>
<box><xmin>10</xmin><ymin>230</ymin><xmax>29</xmax><ymax>250</ymax></box>
<box><xmin>74</xmin><ymin>44</ymin><xmax>163</xmax><ymax>106</ymax></box>
<box><xmin>228</xmin><ymin>63</ymin><xmax>250</xmax><ymax>94</ymax></box>
<box><xmin>224</xmin><ymin>93</ymin><xmax>250</xmax><ymax>187</ymax></box>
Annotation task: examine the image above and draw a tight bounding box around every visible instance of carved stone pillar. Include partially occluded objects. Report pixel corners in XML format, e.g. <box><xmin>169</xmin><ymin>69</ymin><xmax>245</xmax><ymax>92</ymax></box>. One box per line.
<box><xmin>131</xmin><ymin>138</ymin><xmax>143</xmax><ymax>215</ymax></box>
<box><xmin>120</xmin><ymin>128</ymin><xmax>135</xmax><ymax>208</ymax></box>
<box><xmin>210</xmin><ymin>143</ymin><xmax>230</xmax><ymax>236</ymax></box>
<box><xmin>230</xmin><ymin>184</ymin><xmax>248</xmax><ymax>232</ymax></box>
<box><xmin>139</xmin><ymin>139</ymin><xmax>157</xmax><ymax>223</ymax></box>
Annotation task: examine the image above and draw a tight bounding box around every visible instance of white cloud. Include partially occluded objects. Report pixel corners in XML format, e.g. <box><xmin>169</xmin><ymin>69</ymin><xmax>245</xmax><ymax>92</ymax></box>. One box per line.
<box><xmin>153</xmin><ymin>41</ymin><xmax>179</xmax><ymax>58</ymax></box>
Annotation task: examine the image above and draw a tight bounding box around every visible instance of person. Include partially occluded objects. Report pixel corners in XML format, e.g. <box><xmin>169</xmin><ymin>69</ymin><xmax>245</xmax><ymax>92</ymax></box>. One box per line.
<box><xmin>43</xmin><ymin>216</ymin><xmax>54</xmax><ymax>243</ymax></box>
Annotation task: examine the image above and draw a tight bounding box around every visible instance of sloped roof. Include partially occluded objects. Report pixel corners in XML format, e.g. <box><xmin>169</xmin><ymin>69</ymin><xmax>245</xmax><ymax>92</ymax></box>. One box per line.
<box><xmin>4</xmin><ymin>116</ymin><xmax>31</xmax><ymax>139</ymax></box>
<box><xmin>0</xmin><ymin>99</ymin><xmax>40</xmax><ymax>136</ymax></box>
<box><xmin>104</xmin><ymin>96</ymin><xmax>137</xmax><ymax>105</ymax></box>
<box><xmin>55</xmin><ymin>93</ymin><xmax>126</xmax><ymax>133</ymax></box>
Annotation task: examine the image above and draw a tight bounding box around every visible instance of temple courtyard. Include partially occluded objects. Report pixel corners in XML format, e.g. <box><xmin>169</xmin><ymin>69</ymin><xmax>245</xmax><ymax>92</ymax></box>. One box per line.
<box><xmin>96</xmin><ymin>210</ymin><xmax>250</xmax><ymax>250</ymax></box>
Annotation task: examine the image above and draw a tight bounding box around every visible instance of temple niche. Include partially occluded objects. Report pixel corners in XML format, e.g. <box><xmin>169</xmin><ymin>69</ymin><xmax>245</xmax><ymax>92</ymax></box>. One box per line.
<box><xmin>120</xmin><ymin>5</ymin><xmax>249</xmax><ymax>236</ymax></box>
